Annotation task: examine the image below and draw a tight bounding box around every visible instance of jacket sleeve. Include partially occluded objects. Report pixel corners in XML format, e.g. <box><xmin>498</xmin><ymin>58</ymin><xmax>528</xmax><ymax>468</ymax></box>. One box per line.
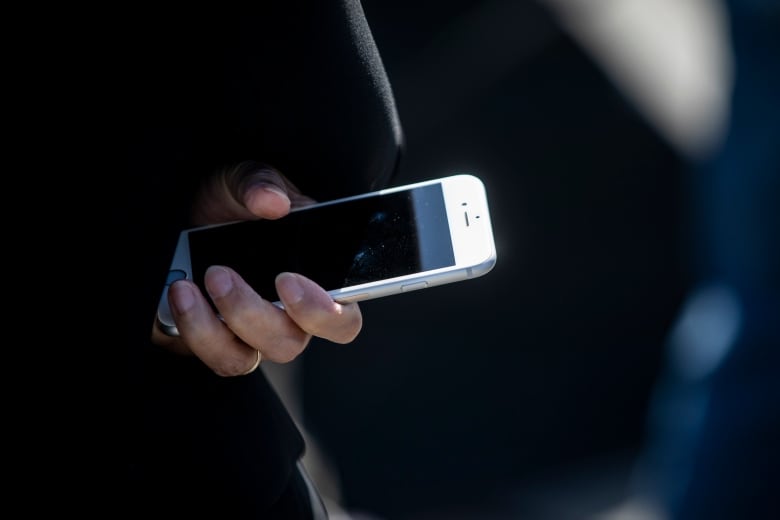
<box><xmin>123</xmin><ymin>1</ymin><xmax>403</xmax><ymax>515</ymax></box>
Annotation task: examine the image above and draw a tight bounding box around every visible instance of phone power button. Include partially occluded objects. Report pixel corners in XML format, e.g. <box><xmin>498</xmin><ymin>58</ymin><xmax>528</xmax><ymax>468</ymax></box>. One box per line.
<box><xmin>401</xmin><ymin>281</ymin><xmax>429</xmax><ymax>293</ymax></box>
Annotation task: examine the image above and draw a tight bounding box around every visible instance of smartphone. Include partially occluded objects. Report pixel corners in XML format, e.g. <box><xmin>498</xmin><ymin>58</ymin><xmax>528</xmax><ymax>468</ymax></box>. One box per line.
<box><xmin>156</xmin><ymin>173</ymin><xmax>497</xmax><ymax>336</ymax></box>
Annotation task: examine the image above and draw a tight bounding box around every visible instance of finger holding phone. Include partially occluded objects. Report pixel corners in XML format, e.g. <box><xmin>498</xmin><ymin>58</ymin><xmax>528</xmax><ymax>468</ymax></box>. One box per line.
<box><xmin>151</xmin><ymin>161</ymin><xmax>363</xmax><ymax>377</ymax></box>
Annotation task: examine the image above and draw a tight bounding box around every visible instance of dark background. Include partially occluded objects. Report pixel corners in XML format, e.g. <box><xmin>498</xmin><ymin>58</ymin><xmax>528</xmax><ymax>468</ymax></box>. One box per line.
<box><xmin>301</xmin><ymin>1</ymin><xmax>689</xmax><ymax>517</ymax></box>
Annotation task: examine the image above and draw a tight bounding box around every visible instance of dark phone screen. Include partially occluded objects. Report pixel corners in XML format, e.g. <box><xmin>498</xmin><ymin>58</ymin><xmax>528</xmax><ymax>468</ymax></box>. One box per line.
<box><xmin>188</xmin><ymin>184</ymin><xmax>455</xmax><ymax>301</ymax></box>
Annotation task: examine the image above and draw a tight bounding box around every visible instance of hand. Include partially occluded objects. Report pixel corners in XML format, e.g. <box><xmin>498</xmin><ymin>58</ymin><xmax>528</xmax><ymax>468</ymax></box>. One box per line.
<box><xmin>151</xmin><ymin>161</ymin><xmax>363</xmax><ymax>376</ymax></box>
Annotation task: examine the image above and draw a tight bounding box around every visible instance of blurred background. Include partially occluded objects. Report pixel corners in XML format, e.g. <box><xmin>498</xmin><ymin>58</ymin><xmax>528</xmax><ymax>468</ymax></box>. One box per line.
<box><xmin>264</xmin><ymin>0</ymin><xmax>779</xmax><ymax>518</ymax></box>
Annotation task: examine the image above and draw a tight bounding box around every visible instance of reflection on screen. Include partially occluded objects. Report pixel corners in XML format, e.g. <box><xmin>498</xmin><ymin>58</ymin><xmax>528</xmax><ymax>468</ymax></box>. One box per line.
<box><xmin>189</xmin><ymin>184</ymin><xmax>455</xmax><ymax>301</ymax></box>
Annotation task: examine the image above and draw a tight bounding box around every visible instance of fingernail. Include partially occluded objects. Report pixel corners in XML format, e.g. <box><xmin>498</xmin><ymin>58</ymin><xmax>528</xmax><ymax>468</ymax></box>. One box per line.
<box><xmin>258</xmin><ymin>183</ymin><xmax>288</xmax><ymax>198</ymax></box>
<box><xmin>207</xmin><ymin>266</ymin><xmax>233</xmax><ymax>298</ymax></box>
<box><xmin>170</xmin><ymin>282</ymin><xmax>196</xmax><ymax>314</ymax></box>
<box><xmin>244</xmin><ymin>182</ymin><xmax>290</xmax><ymax>206</ymax></box>
<box><xmin>277</xmin><ymin>272</ymin><xmax>304</xmax><ymax>304</ymax></box>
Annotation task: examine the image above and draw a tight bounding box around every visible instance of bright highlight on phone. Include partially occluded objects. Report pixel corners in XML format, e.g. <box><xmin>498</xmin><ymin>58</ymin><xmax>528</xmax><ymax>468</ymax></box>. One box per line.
<box><xmin>157</xmin><ymin>174</ymin><xmax>497</xmax><ymax>336</ymax></box>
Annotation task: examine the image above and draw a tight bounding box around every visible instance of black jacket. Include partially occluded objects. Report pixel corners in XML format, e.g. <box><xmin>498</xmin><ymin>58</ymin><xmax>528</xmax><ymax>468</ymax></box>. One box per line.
<box><xmin>121</xmin><ymin>3</ymin><xmax>402</xmax><ymax>517</ymax></box>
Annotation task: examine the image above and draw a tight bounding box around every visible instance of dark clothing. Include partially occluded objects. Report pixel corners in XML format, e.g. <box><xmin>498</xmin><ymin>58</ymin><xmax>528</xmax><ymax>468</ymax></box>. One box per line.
<box><xmin>122</xmin><ymin>3</ymin><xmax>401</xmax><ymax>517</ymax></box>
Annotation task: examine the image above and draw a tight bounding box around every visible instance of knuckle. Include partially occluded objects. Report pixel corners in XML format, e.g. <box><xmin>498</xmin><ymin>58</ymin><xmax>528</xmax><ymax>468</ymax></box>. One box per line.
<box><xmin>212</xmin><ymin>356</ymin><xmax>249</xmax><ymax>378</ymax></box>
<box><xmin>264</xmin><ymin>336</ymin><xmax>309</xmax><ymax>364</ymax></box>
<box><xmin>272</xmin><ymin>349</ymin><xmax>300</xmax><ymax>364</ymax></box>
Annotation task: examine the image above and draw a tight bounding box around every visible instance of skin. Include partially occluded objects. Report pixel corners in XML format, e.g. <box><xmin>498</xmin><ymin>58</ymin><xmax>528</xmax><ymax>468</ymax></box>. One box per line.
<box><xmin>151</xmin><ymin>162</ymin><xmax>363</xmax><ymax>376</ymax></box>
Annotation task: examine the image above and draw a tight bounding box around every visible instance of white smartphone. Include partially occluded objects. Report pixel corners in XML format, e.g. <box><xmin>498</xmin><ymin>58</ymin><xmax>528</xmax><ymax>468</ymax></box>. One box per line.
<box><xmin>156</xmin><ymin>173</ymin><xmax>497</xmax><ymax>336</ymax></box>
